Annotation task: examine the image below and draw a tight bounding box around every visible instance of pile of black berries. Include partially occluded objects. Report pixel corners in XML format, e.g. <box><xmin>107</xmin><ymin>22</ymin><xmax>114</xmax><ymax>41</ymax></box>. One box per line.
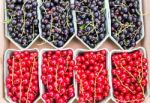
<box><xmin>6</xmin><ymin>0</ymin><xmax>39</xmax><ymax>48</ymax></box>
<box><xmin>75</xmin><ymin>0</ymin><xmax>106</xmax><ymax>49</ymax></box>
<box><xmin>110</xmin><ymin>0</ymin><xmax>143</xmax><ymax>49</ymax></box>
<box><xmin>40</xmin><ymin>0</ymin><xmax>75</xmax><ymax>48</ymax></box>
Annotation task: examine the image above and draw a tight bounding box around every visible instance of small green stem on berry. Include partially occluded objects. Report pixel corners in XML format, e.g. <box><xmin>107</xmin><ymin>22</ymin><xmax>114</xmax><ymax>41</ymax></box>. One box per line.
<box><xmin>21</xmin><ymin>2</ymin><xmax>26</xmax><ymax>34</ymax></box>
<box><xmin>66</xmin><ymin>9</ymin><xmax>70</xmax><ymax>27</ymax></box>
<box><xmin>48</xmin><ymin>14</ymin><xmax>53</xmax><ymax>38</ymax></box>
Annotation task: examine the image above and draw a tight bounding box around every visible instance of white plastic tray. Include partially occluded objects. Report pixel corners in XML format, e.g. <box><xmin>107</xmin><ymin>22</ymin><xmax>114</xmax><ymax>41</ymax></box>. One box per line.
<box><xmin>109</xmin><ymin>0</ymin><xmax>145</xmax><ymax>50</ymax></box>
<box><xmin>74</xmin><ymin>48</ymin><xmax>111</xmax><ymax>103</ymax></box>
<box><xmin>39</xmin><ymin>48</ymin><xmax>76</xmax><ymax>103</ymax></box>
<box><xmin>4</xmin><ymin>0</ymin><xmax>40</xmax><ymax>49</ymax></box>
<box><xmin>39</xmin><ymin>0</ymin><xmax>77</xmax><ymax>49</ymax></box>
<box><xmin>109</xmin><ymin>47</ymin><xmax>149</xmax><ymax>103</ymax></box>
<box><xmin>75</xmin><ymin>0</ymin><xmax>110</xmax><ymax>50</ymax></box>
<box><xmin>4</xmin><ymin>49</ymin><xmax>40</xmax><ymax>103</ymax></box>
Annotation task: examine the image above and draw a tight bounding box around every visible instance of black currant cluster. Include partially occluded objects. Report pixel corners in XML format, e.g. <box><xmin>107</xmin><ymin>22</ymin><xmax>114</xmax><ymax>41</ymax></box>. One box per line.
<box><xmin>75</xmin><ymin>0</ymin><xmax>106</xmax><ymax>48</ymax></box>
<box><xmin>6</xmin><ymin>0</ymin><xmax>39</xmax><ymax>48</ymax></box>
<box><xmin>110</xmin><ymin>0</ymin><xmax>142</xmax><ymax>49</ymax></box>
<box><xmin>40</xmin><ymin>0</ymin><xmax>74</xmax><ymax>47</ymax></box>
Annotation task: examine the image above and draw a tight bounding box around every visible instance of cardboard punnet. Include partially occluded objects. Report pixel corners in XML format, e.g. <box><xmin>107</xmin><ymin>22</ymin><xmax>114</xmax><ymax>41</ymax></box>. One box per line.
<box><xmin>39</xmin><ymin>0</ymin><xmax>77</xmax><ymax>49</ymax></box>
<box><xmin>4</xmin><ymin>0</ymin><xmax>40</xmax><ymax>49</ymax></box>
<box><xmin>74</xmin><ymin>48</ymin><xmax>111</xmax><ymax>103</ymax></box>
<box><xmin>39</xmin><ymin>48</ymin><xmax>76</xmax><ymax>103</ymax></box>
<box><xmin>109</xmin><ymin>0</ymin><xmax>145</xmax><ymax>50</ymax></box>
<box><xmin>109</xmin><ymin>47</ymin><xmax>149</xmax><ymax>103</ymax></box>
<box><xmin>4</xmin><ymin>49</ymin><xmax>40</xmax><ymax>103</ymax></box>
<box><xmin>75</xmin><ymin>0</ymin><xmax>110</xmax><ymax>50</ymax></box>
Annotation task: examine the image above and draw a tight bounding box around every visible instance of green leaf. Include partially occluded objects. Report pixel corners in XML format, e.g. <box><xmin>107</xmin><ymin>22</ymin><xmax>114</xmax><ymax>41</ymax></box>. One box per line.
<box><xmin>4</xmin><ymin>19</ymin><xmax>11</xmax><ymax>24</ymax></box>
<box><xmin>80</xmin><ymin>24</ymin><xmax>86</xmax><ymax>30</ymax></box>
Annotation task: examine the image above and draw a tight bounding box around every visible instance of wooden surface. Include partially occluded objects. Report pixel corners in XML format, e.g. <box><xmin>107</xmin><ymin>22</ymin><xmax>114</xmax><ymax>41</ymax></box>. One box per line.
<box><xmin>0</xmin><ymin>0</ymin><xmax>150</xmax><ymax>103</ymax></box>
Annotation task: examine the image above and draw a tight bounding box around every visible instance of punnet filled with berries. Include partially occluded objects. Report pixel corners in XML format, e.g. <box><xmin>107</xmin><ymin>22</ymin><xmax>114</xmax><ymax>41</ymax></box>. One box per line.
<box><xmin>109</xmin><ymin>0</ymin><xmax>144</xmax><ymax>49</ymax></box>
<box><xmin>75</xmin><ymin>0</ymin><xmax>109</xmax><ymax>49</ymax></box>
<box><xmin>110</xmin><ymin>48</ymin><xmax>149</xmax><ymax>103</ymax></box>
<box><xmin>5</xmin><ymin>0</ymin><xmax>40</xmax><ymax>49</ymax></box>
<box><xmin>4</xmin><ymin>49</ymin><xmax>40</xmax><ymax>103</ymax></box>
<box><xmin>75</xmin><ymin>49</ymin><xmax>110</xmax><ymax>103</ymax></box>
<box><xmin>40</xmin><ymin>0</ymin><xmax>75</xmax><ymax>48</ymax></box>
<box><xmin>40</xmin><ymin>49</ymin><xmax>76</xmax><ymax>103</ymax></box>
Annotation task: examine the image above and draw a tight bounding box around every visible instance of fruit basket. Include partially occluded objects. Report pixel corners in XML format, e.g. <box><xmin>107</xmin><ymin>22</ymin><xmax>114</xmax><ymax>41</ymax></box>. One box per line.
<box><xmin>39</xmin><ymin>49</ymin><xmax>76</xmax><ymax>103</ymax></box>
<box><xmin>4</xmin><ymin>0</ymin><xmax>40</xmax><ymax>49</ymax></box>
<box><xmin>4</xmin><ymin>49</ymin><xmax>40</xmax><ymax>103</ymax></box>
<box><xmin>110</xmin><ymin>47</ymin><xmax>149</xmax><ymax>103</ymax></box>
<box><xmin>109</xmin><ymin>0</ymin><xmax>144</xmax><ymax>50</ymax></box>
<box><xmin>39</xmin><ymin>0</ymin><xmax>77</xmax><ymax>49</ymax></box>
<box><xmin>74</xmin><ymin>49</ymin><xmax>111</xmax><ymax>103</ymax></box>
<box><xmin>75</xmin><ymin>0</ymin><xmax>110</xmax><ymax>50</ymax></box>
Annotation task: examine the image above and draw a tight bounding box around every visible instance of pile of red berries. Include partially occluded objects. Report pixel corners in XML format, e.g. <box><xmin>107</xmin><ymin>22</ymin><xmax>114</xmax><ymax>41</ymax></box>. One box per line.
<box><xmin>112</xmin><ymin>50</ymin><xmax>148</xmax><ymax>103</ymax></box>
<box><xmin>75</xmin><ymin>50</ymin><xmax>110</xmax><ymax>103</ymax></box>
<box><xmin>41</xmin><ymin>49</ymin><xmax>75</xmax><ymax>103</ymax></box>
<box><xmin>6</xmin><ymin>51</ymin><xmax>39</xmax><ymax>103</ymax></box>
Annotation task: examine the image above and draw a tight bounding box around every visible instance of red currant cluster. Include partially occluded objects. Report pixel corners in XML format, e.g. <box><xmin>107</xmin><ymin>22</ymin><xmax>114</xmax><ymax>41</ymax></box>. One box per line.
<box><xmin>75</xmin><ymin>50</ymin><xmax>110</xmax><ymax>103</ymax></box>
<box><xmin>41</xmin><ymin>50</ymin><xmax>75</xmax><ymax>103</ymax></box>
<box><xmin>112</xmin><ymin>50</ymin><xmax>148</xmax><ymax>103</ymax></box>
<box><xmin>6</xmin><ymin>51</ymin><xmax>39</xmax><ymax>103</ymax></box>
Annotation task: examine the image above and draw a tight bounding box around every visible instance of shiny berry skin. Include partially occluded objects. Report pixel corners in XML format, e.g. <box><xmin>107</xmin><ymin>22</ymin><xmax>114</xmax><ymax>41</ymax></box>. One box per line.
<box><xmin>6</xmin><ymin>50</ymin><xmax>39</xmax><ymax>103</ymax></box>
<box><xmin>75</xmin><ymin>50</ymin><xmax>110</xmax><ymax>103</ymax></box>
<box><xmin>112</xmin><ymin>50</ymin><xmax>148</xmax><ymax>103</ymax></box>
<box><xmin>41</xmin><ymin>49</ymin><xmax>75</xmax><ymax>103</ymax></box>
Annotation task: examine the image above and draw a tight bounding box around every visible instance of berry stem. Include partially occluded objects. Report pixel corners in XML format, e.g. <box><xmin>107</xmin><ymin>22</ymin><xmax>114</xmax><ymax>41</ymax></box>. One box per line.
<box><xmin>132</xmin><ymin>25</ymin><xmax>142</xmax><ymax>39</ymax></box>
<box><xmin>21</xmin><ymin>2</ymin><xmax>26</xmax><ymax>34</ymax></box>
<box><xmin>66</xmin><ymin>9</ymin><xmax>70</xmax><ymax>27</ymax></box>
<box><xmin>19</xmin><ymin>59</ymin><xmax>23</xmax><ymax>103</ymax></box>
<box><xmin>48</xmin><ymin>14</ymin><xmax>53</xmax><ymax>39</ymax></box>
<box><xmin>11</xmin><ymin>57</ymin><xmax>15</xmax><ymax>87</ymax></box>
<box><xmin>116</xmin><ymin>74</ymin><xmax>134</xmax><ymax>94</ymax></box>
<box><xmin>55</xmin><ymin>65</ymin><xmax>59</xmax><ymax>92</ymax></box>
<box><xmin>120</xmin><ymin>64</ymin><xmax>136</xmax><ymax>81</ymax></box>
<box><xmin>26</xmin><ymin>56</ymin><xmax>36</xmax><ymax>103</ymax></box>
